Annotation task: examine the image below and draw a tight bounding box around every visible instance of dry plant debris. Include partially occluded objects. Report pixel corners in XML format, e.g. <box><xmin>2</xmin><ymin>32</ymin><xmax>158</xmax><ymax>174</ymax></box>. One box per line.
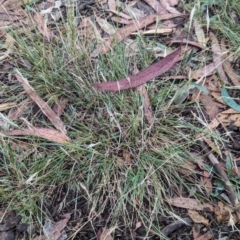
<box><xmin>92</xmin><ymin>45</ymin><xmax>181</xmax><ymax>91</ymax></box>
<box><xmin>0</xmin><ymin>0</ymin><xmax>240</xmax><ymax>239</ymax></box>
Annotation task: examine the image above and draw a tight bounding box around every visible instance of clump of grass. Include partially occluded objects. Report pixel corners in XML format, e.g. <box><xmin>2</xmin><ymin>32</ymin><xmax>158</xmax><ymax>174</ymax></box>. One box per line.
<box><xmin>1</xmin><ymin>1</ymin><xmax>239</xmax><ymax>239</ymax></box>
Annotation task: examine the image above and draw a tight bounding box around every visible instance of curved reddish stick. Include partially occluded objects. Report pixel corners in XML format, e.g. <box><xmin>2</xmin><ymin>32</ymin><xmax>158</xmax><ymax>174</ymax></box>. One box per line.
<box><xmin>92</xmin><ymin>46</ymin><xmax>181</xmax><ymax>91</ymax></box>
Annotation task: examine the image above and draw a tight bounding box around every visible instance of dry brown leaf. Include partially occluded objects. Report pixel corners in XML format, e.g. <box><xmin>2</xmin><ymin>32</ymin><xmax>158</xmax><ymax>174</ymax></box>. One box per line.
<box><xmin>205</xmin><ymin>75</ymin><xmax>221</xmax><ymax>92</ymax></box>
<box><xmin>10</xmin><ymin>139</ymin><xmax>36</xmax><ymax>162</ymax></box>
<box><xmin>198</xmin><ymin>93</ymin><xmax>220</xmax><ymax>119</ymax></box>
<box><xmin>217</xmin><ymin>109</ymin><xmax>240</xmax><ymax>127</ymax></box>
<box><xmin>94</xmin><ymin>14</ymin><xmax>156</xmax><ymax>56</ymax></box>
<box><xmin>93</xmin><ymin>45</ymin><xmax>181</xmax><ymax>91</ymax></box>
<box><xmin>192</xmin><ymin>223</ymin><xmax>202</xmax><ymax>239</ymax></box>
<box><xmin>210</xmin><ymin>32</ymin><xmax>228</xmax><ymax>84</ymax></box>
<box><xmin>111</xmin><ymin>16</ymin><xmax>131</xmax><ymax>25</ymax></box>
<box><xmin>48</xmin><ymin>213</ymin><xmax>71</xmax><ymax>240</ymax></box>
<box><xmin>1</xmin><ymin>33</ymin><xmax>15</xmax><ymax>49</ymax></box>
<box><xmin>0</xmin><ymin>12</ymin><xmax>24</xmax><ymax>21</ymax></box>
<box><xmin>122</xmin><ymin>150</ymin><xmax>131</xmax><ymax>165</ymax></box>
<box><xmin>207</xmin><ymin>118</ymin><xmax>220</xmax><ymax>130</ymax></box>
<box><xmin>33</xmin><ymin>13</ymin><xmax>54</xmax><ymax>41</ymax></box>
<box><xmin>4</xmin><ymin>127</ymin><xmax>71</xmax><ymax>144</ymax></box>
<box><xmin>168</xmin><ymin>0</ymin><xmax>179</xmax><ymax>6</ymax></box>
<box><xmin>108</xmin><ymin>0</ymin><xmax>116</xmax><ymax>11</ymax></box>
<box><xmin>159</xmin><ymin>0</ymin><xmax>181</xmax><ymax>14</ymax></box>
<box><xmin>134</xmin><ymin>221</ymin><xmax>142</xmax><ymax>230</ymax></box>
<box><xmin>188</xmin><ymin>210</ymin><xmax>209</xmax><ymax>225</ymax></box>
<box><xmin>195</xmin><ymin>232</ymin><xmax>213</xmax><ymax>240</ymax></box>
<box><xmin>0</xmin><ymin>0</ymin><xmax>26</xmax><ymax>32</ymax></box>
<box><xmin>143</xmin><ymin>0</ymin><xmax>162</xmax><ymax>14</ymax></box>
<box><xmin>221</xmin><ymin>39</ymin><xmax>240</xmax><ymax>86</ymax></box>
<box><xmin>194</xmin><ymin>20</ymin><xmax>206</xmax><ymax>47</ymax></box>
<box><xmin>210</xmin><ymin>91</ymin><xmax>225</xmax><ymax>104</ymax></box>
<box><xmin>169</xmin><ymin>38</ymin><xmax>205</xmax><ymax>49</ymax></box>
<box><xmin>191</xmin><ymin>63</ymin><xmax>217</xmax><ymax>80</ymax></box>
<box><xmin>117</xmin><ymin>150</ymin><xmax>132</xmax><ymax>166</ymax></box>
<box><xmin>208</xmin><ymin>108</ymin><xmax>240</xmax><ymax>130</ymax></box>
<box><xmin>96</xmin><ymin>17</ymin><xmax>116</xmax><ymax>35</ymax></box>
<box><xmin>107</xmin><ymin>9</ymin><xmax>132</xmax><ymax>20</ymax></box>
<box><xmin>8</xmin><ymin>101</ymin><xmax>30</xmax><ymax>120</ymax></box>
<box><xmin>214</xmin><ymin>201</ymin><xmax>235</xmax><ymax>223</ymax></box>
<box><xmin>0</xmin><ymin>0</ymin><xmax>27</xmax><ymax>11</ymax></box>
<box><xmin>52</xmin><ymin>97</ymin><xmax>69</xmax><ymax>117</ymax></box>
<box><xmin>170</xmin><ymin>198</ymin><xmax>213</xmax><ymax>211</ymax></box>
<box><xmin>137</xmin><ymin>85</ymin><xmax>153</xmax><ymax>125</ymax></box>
<box><xmin>0</xmin><ymin>102</ymin><xmax>16</xmax><ymax>111</ymax></box>
<box><xmin>123</xmin><ymin>5</ymin><xmax>145</xmax><ymax>19</ymax></box>
<box><xmin>218</xmin><ymin>111</ymin><xmax>240</xmax><ymax>127</ymax></box>
<box><xmin>15</xmin><ymin>72</ymin><xmax>67</xmax><ymax>134</ymax></box>
<box><xmin>99</xmin><ymin>228</ymin><xmax>113</xmax><ymax>240</ymax></box>
<box><xmin>201</xmin><ymin>176</ymin><xmax>213</xmax><ymax>193</ymax></box>
<box><xmin>93</xmin><ymin>13</ymin><xmax>185</xmax><ymax>56</ymax></box>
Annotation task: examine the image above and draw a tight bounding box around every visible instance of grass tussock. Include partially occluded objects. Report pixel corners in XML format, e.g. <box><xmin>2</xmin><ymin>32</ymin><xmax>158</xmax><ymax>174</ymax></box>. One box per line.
<box><xmin>0</xmin><ymin>0</ymin><xmax>240</xmax><ymax>238</ymax></box>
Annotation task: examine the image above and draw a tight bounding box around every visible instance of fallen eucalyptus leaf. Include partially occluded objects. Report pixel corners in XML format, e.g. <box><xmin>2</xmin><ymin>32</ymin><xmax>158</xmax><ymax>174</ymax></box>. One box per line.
<box><xmin>93</xmin><ymin>45</ymin><xmax>181</xmax><ymax>91</ymax></box>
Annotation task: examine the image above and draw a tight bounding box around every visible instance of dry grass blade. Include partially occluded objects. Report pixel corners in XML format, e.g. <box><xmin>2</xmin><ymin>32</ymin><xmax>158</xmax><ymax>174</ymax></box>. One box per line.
<box><xmin>98</xmin><ymin>227</ymin><xmax>113</xmax><ymax>240</ymax></box>
<box><xmin>132</xmin><ymin>28</ymin><xmax>173</xmax><ymax>35</ymax></box>
<box><xmin>15</xmin><ymin>71</ymin><xmax>67</xmax><ymax>134</ymax></box>
<box><xmin>0</xmin><ymin>102</ymin><xmax>16</xmax><ymax>111</ymax></box>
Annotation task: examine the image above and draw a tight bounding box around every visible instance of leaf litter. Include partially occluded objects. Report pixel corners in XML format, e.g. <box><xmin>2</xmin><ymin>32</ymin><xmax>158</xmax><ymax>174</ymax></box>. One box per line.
<box><xmin>1</xmin><ymin>0</ymin><xmax>240</xmax><ymax>239</ymax></box>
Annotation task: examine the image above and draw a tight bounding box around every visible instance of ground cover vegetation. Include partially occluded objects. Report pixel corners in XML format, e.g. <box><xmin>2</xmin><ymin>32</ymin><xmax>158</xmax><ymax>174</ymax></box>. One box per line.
<box><xmin>0</xmin><ymin>0</ymin><xmax>240</xmax><ymax>239</ymax></box>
